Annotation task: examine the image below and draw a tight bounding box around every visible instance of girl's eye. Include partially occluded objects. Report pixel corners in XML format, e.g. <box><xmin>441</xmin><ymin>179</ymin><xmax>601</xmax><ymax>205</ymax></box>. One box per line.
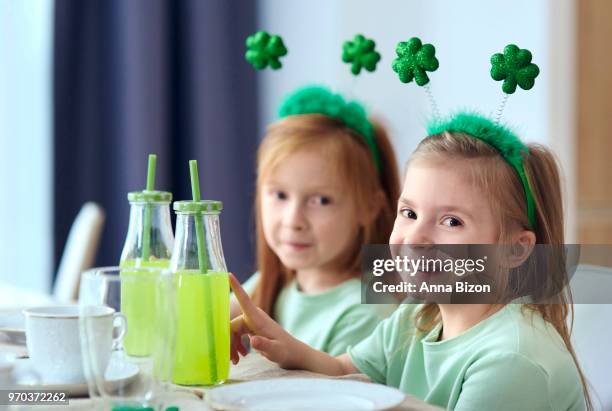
<box><xmin>310</xmin><ymin>196</ymin><xmax>332</xmax><ymax>206</ymax></box>
<box><xmin>273</xmin><ymin>191</ymin><xmax>287</xmax><ymax>200</ymax></box>
<box><xmin>400</xmin><ymin>208</ymin><xmax>417</xmax><ymax>219</ymax></box>
<box><xmin>442</xmin><ymin>216</ymin><xmax>463</xmax><ymax>227</ymax></box>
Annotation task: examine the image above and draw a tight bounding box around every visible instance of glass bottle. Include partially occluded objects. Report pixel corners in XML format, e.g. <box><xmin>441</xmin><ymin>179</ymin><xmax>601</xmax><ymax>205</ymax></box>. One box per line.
<box><xmin>170</xmin><ymin>200</ymin><xmax>230</xmax><ymax>386</ymax></box>
<box><xmin>119</xmin><ymin>190</ymin><xmax>174</xmax><ymax>357</ymax></box>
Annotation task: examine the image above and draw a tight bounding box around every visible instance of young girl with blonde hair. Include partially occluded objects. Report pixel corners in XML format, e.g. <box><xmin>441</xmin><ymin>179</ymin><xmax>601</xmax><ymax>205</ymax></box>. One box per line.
<box><xmin>230</xmin><ymin>112</ymin><xmax>592</xmax><ymax>410</ymax></box>
<box><xmin>230</xmin><ymin>85</ymin><xmax>400</xmax><ymax>356</ymax></box>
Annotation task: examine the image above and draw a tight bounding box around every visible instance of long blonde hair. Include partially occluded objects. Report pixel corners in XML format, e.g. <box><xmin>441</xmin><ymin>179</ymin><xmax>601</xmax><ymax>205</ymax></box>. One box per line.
<box><xmin>409</xmin><ymin>131</ymin><xmax>592</xmax><ymax>410</ymax></box>
<box><xmin>252</xmin><ymin>114</ymin><xmax>400</xmax><ymax>316</ymax></box>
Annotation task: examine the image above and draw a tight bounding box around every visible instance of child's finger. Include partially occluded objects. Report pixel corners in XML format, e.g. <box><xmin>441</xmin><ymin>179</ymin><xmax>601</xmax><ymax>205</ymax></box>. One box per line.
<box><xmin>237</xmin><ymin>336</ymin><xmax>248</xmax><ymax>357</ymax></box>
<box><xmin>230</xmin><ymin>329</ymin><xmax>248</xmax><ymax>358</ymax></box>
<box><xmin>230</xmin><ymin>314</ymin><xmax>250</xmax><ymax>335</ymax></box>
<box><xmin>229</xmin><ymin>273</ymin><xmax>259</xmax><ymax>317</ymax></box>
<box><xmin>230</xmin><ymin>341</ymin><xmax>239</xmax><ymax>365</ymax></box>
<box><xmin>230</xmin><ymin>332</ymin><xmax>240</xmax><ymax>364</ymax></box>
<box><xmin>250</xmin><ymin>335</ymin><xmax>278</xmax><ymax>355</ymax></box>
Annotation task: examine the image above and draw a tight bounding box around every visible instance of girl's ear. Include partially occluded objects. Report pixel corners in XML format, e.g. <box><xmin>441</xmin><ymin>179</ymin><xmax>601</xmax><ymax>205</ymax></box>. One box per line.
<box><xmin>515</xmin><ymin>229</ymin><xmax>536</xmax><ymax>248</ymax></box>
<box><xmin>506</xmin><ymin>229</ymin><xmax>536</xmax><ymax>268</ymax></box>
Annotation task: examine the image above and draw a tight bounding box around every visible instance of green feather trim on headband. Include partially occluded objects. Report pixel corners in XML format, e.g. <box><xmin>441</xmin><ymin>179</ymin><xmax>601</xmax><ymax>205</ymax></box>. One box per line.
<box><xmin>427</xmin><ymin>112</ymin><xmax>536</xmax><ymax>229</ymax></box>
<box><xmin>278</xmin><ymin>85</ymin><xmax>381</xmax><ymax>173</ymax></box>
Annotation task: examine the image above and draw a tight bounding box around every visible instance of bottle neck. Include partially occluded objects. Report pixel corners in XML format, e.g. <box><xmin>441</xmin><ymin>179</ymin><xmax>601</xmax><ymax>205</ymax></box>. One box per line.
<box><xmin>170</xmin><ymin>212</ymin><xmax>227</xmax><ymax>273</ymax></box>
<box><xmin>120</xmin><ymin>202</ymin><xmax>174</xmax><ymax>267</ymax></box>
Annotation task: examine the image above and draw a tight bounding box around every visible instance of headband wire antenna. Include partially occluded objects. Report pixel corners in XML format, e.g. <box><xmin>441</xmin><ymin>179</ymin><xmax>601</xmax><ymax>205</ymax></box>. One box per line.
<box><xmin>494</xmin><ymin>93</ymin><xmax>510</xmax><ymax>125</ymax></box>
<box><xmin>424</xmin><ymin>83</ymin><xmax>441</xmax><ymax>120</ymax></box>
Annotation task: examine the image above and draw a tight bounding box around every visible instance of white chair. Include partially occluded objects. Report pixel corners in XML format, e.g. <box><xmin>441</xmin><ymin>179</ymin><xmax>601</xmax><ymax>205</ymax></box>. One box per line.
<box><xmin>52</xmin><ymin>202</ymin><xmax>105</xmax><ymax>303</ymax></box>
<box><xmin>570</xmin><ymin>265</ymin><xmax>612</xmax><ymax>411</ymax></box>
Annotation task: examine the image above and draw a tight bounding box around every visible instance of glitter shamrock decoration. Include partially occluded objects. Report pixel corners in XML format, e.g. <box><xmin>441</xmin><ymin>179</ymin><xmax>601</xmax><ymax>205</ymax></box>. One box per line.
<box><xmin>341</xmin><ymin>34</ymin><xmax>381</xmax><ymax>75</ymax></box>
<box><xmin>490</xmin><ymin>45</ymin><xmax>540</xmax><ymax>94</ymax></box>
<box><xmin>245</xmin><ymin>31</ymin><xmax>288</xmax><ymax>70</ymax></box>
<box><xmin>391</xmin><ymin>37</ymin><xmax>439</xmax><ymax>86</ymax></box>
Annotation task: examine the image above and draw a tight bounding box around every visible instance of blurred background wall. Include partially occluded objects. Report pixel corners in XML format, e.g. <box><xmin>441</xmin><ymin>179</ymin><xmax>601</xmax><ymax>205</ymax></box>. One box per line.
<box><xmin>0</xmin><ymin>0</ymin><xmax>610</xmax><ymax>290</ymax></box>
<box><xmin>0</xmin><ymin>0</ymin><xmax>53</xmax><ymax>291</ymax></box>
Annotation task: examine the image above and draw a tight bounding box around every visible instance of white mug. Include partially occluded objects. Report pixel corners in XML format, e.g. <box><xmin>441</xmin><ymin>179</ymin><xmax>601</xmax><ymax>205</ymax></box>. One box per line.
<box><xmin>23</xmin><ymin>305</ymin><xmax>125</xmax><ymax>384</ymax></box>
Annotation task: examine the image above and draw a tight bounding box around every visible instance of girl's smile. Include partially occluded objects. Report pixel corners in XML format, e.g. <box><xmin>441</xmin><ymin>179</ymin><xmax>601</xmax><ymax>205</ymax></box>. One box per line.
<box><xmin>282</xmin><ymin>241</ymin><xmax>313</xmax><ymax>251</ymax></box>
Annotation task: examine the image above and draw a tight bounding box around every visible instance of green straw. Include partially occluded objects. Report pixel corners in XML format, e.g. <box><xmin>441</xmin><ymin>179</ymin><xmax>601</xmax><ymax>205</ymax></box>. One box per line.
<box><xmin>189</xmin><ymin>160</ymin><xmax>210</xmax><ymax>272</ymax></box>
<box><xmin>142</xmin><ymin>154</ymin><xmax>156</xmax><ymax>261</ymax></box>
<box><xmin>188</xmin><ymin>160</ymin><xmax>216</xmax><ymax>382</ymax></box>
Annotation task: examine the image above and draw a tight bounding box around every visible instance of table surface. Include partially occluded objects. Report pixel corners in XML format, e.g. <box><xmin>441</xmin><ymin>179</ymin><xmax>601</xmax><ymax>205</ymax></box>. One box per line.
<box><xmin>1</xmin><ymin>298</ymin><xmax>441</xmax><ymax>411</ymax></box>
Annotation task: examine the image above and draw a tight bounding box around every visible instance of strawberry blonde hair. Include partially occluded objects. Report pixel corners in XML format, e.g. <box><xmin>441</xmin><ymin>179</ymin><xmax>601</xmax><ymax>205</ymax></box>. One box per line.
<box><xmin>252</xmin><ymin>114</ymin><xmax>400</xmax><ymax>316</ymax></box>
<box><xmin>409</xmin><ymin>131</ymin><xmax>592</xmax><ymax>410</ymax></box>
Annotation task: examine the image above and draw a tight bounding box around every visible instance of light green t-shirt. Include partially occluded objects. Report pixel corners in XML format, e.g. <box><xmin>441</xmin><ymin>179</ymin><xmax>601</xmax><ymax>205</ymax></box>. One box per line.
<box><xmin>347</xmin><ymin>304</ymin><xmax>586</xmax><ymax>411</ymax></box>
<box><xmin>242</xmin><ymin>273</ymin><xmax>397</xmax><ymax>356</ymax></box>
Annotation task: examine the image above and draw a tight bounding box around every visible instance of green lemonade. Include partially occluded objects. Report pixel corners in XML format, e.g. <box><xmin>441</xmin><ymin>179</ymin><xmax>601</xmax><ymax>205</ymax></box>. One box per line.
<box><xmin>119</xmin><ymin>258</ymin><xmax>170</xmax><ymax>356</ymax></box>
<box><xmin>172</xmin><ymin>270</ymin><xmax>230</xmax><ymax>385</ymax></box>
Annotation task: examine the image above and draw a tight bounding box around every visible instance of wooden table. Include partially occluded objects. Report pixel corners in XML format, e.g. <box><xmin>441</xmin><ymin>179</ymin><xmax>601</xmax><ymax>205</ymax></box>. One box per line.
<box><xmin>1</xmin><ymin>340</ymin><xmax>440</xmax><ymax>411</ymax></box>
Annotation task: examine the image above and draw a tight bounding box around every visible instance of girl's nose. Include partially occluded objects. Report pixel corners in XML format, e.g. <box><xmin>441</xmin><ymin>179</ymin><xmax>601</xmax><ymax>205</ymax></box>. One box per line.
<box><xmin>282</xmin><ymin>200</ymin><xmax>307</xmax><ymax>230</ymax></box>
<box><xmin>400</xmin><ymin>221</ymin><xmax>434</xmax><ymax>245</ymax></box>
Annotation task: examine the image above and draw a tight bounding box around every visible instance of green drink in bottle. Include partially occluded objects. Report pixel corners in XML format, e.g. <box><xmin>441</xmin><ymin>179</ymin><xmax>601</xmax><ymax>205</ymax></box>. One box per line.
<box><xmin>170</xmin><ymin>161</ymin><xmax>230</xmax><ymax>385</ymax></box>
<box><xmin>172</xmin><ymin>270</ymin><xmax>230</xmax><ymax>384</ymax></box>
<box><xmin>119</xmin><ymin>154</ymin><xmax>174</xmax><ymax>356</ymax></box>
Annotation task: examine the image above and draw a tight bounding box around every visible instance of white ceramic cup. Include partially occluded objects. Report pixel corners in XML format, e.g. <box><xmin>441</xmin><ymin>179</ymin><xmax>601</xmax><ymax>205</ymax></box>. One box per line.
<box><xmin>23</xmin><ymin>305</ymin><xmax>126</xmax><ymax>384</ymax></box>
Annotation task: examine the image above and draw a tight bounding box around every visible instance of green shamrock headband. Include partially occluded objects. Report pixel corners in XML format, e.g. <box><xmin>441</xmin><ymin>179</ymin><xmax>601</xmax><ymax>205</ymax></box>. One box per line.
<box><xmin>278</xmin><ymin>85</ymin><xmax>381</xmax><ymax>174</ymax></box>
<box><xmin>390</xmin><ymin>38</ymin><xmax>539</xmax><ymax>228</ymax></box>
<box><xmin>427</xmin><ymin>112</ymin><xmax>536</xmax><ymax>228</ymax></box>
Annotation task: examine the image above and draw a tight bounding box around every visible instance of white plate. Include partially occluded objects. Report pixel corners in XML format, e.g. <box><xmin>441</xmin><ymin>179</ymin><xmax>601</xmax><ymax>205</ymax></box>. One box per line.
<box><xmin>207</xmin><ymin>378</ymin><xmax>405</xmax><ymax>411</ymax></box>
<box><xmin>12</xmin><ymin>358</ymin><xmax>140</xmax><ymax>397</ymax></box>
<box><xmin>0</xmin><ymin>312</ymin><xmax>26</xmax><ymax>345</ymax></box>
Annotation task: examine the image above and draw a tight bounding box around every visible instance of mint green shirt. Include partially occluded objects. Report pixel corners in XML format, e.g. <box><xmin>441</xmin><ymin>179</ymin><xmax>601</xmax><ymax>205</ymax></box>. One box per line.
<box><xmin>242</xmin><ymin>273</ymin><xmax>397</xmax><ymax>356</ymax></box>
<box><xmin>347</xmin><ymin>304</ymin><xmax>586</xmax><ymax>411</ymax></box>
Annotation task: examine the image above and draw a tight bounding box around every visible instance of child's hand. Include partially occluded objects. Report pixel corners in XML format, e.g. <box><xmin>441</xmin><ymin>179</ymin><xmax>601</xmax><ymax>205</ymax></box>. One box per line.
<box><xmin>229</xmin><ymin>273</ymin><xmax>301</xmax><ymax>369</ymax></box>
